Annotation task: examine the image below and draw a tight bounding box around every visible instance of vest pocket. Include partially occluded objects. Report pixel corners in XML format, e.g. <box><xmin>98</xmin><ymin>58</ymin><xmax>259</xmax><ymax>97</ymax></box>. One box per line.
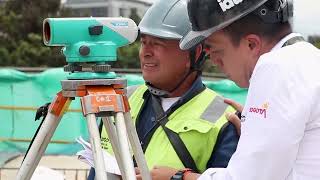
<box><xmin>166</xmin><ymin>119</ymin><xmax>213</xmax><ymax>134</ymax></box>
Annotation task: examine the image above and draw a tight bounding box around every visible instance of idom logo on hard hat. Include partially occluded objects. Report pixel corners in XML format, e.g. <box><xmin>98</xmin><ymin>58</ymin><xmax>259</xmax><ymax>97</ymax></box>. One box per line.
<box><xmin>217</xmin><ymin>0</ymin><xmax>244</xmax><ymax>12</ymax></box>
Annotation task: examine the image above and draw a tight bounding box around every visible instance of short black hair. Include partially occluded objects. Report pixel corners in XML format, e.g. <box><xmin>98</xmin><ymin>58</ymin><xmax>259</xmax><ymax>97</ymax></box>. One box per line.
<box><xmin>223</xmin><ymin>0</ymin><xmax>292</xmax><ymax>46</ymax></box>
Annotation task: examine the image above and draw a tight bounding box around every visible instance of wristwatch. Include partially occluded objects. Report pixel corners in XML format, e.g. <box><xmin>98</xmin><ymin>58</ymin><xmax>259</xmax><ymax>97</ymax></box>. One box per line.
<box><xmin>170</xmin><ymin>168</ymin><xmax>194</xmax><ymax>180</ymax></box>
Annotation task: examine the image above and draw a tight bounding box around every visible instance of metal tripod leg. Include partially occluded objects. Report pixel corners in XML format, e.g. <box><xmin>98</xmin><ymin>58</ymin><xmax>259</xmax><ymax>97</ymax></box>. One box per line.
<box><xmin>86</xmin><ymin>114</ymin><xmax>108</xmax><ymax>180</ymax></box>
<box><xmin>17</xmin><ymin>79</ymin><xmax>151</xmax><ymax>180</ymax></box>
<box><xmin>102</xmin><ymin>117</ymin><xmax>127</xmax><ymax>180</ymax></box>
<box><xmin>114</xmin><ymin>112</ymin><xmax>136</xmax><ymax>180</ymax></box>
<box><xmin>124</xmin><ymin>112</ymin><xmax>151</xmax><ymax>180</ymax></box>
<box><xmin>16</xmin><ymin>92</ymin><xmax>70</xmax><ymax>180</ymax></box>
<box><xmin>102</xmin><ymin>113</ymin><xmax>151</xmax><ymax>180</ymax></box>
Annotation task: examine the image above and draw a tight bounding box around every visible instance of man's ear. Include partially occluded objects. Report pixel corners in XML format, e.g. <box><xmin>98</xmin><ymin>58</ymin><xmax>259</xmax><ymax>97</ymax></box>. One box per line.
<box><xmin>244</xmin><ymin>34</ymin><xmax>262</xmax><ymax>57</ymax></box>
<box><xmin>194</xmin><ymin>44</ymin><xmax>204</xmax><ymax>62</ymax></box>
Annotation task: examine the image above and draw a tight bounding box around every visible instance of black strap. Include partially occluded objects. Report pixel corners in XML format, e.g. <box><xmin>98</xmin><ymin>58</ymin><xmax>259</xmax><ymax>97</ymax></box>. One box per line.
<box><xmin>151</xmin><ymin>95</ymin><xmax>199</xmax><ymax>173</ymax></box>
<box><xmin>140</xmin><ymin>83</ymin><xmax>205</xmax><ymax>152</ymax></box>
<box><xmin>23</xmin><ymin>102</ymin><xmax>51</xmax><ymax>163</ymax></box>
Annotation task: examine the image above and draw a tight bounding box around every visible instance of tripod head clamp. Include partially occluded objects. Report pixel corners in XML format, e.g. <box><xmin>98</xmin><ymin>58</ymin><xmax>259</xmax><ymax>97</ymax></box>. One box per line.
<box><xmin>43</xmin><ymin>17</ymin><xmax>139</xmax><ymax>79</ymax></box>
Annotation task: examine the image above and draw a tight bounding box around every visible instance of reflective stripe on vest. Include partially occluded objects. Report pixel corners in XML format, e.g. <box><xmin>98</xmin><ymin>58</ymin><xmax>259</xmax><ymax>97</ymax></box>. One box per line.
<box><xmin>201</xmin><ymin>96</ymin><xmax>228</xmax><ymax>123</ymax></box>
<box><xmin>126</xmin><ymin>85</ymin><xmax>140</xmax><ymax>98</ymax></box>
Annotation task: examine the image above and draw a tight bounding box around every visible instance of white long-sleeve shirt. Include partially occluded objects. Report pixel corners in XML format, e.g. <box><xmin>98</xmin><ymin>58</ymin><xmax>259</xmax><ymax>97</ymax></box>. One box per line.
<box><xmin>199</xmin><ymin>33</ymin><xmax>320</xmax><ymax>180</ymax></box>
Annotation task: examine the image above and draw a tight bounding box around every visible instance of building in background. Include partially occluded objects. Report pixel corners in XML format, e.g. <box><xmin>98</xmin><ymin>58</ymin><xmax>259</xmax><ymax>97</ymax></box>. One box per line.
<box><xmin>0</xmin><ymin>0</ymin><xmax>7</xmax><ymax>6</ymax></box>
<box><xmin>63</xmin><ymin>0</ymin><xmax>152</xmax><ymax>20</ymax></box>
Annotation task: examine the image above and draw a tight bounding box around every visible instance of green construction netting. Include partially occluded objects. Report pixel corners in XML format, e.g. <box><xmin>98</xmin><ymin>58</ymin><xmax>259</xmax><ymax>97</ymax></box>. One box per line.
<box><xmin>0</xmin><ymin>68</ymin><xmax>247</xmax><ymax>155</ymax></box>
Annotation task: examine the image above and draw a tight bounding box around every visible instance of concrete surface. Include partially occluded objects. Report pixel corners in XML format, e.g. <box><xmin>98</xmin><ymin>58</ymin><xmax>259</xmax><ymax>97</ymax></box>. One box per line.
<box><xmin>0</xmin><ymin>155</ymin><xmax>90</xmax><ymax>180</ymax></box>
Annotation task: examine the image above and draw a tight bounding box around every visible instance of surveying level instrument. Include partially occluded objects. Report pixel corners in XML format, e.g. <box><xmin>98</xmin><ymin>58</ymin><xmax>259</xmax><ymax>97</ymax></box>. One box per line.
<box><xmin>16</xmin><ymin>17</ymin><xmax>151</xmax><ymax>180</ymax></box>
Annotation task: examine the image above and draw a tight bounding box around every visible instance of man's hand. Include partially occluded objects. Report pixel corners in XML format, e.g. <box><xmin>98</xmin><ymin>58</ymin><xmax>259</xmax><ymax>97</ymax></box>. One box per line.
<box><xmin>184</xmin><ymin>172</ymin><xmax>201</xmax><ymax>180</ymax></box>
<box><xmin>136</xmin><ymin>166</ymin><xmax>178</xmax><ymax>180</ymax></box>
<box><xmin>135</xmin><ymin>167</ymin><xmax>143</xmax><ymax>180</ymax></box>
<box><xmin>224</xmin><ymin>98</ymin><xmax>243</xmax><ymax>135</ymax></box>
<box><xmin>224</xmin><ymin>98</ymin><xmax>243</xmax><ymax>112</ymax></box>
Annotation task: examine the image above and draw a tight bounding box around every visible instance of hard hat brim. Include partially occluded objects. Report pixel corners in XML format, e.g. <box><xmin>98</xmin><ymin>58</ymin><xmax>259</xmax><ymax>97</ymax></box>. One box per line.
<box><xmin>179</xmin><ymin>26</ymin><xmax>216</xmax><ymax>50</ymax></box>
<box><xmin>181</xmin><ymin>0</ymin><xmax>270</xmax><ymax>50</ymax></box>
<box><xmin>139</xmin><ymin>27</ymin><xmax>182</xmax><ymax>40</ymax></box>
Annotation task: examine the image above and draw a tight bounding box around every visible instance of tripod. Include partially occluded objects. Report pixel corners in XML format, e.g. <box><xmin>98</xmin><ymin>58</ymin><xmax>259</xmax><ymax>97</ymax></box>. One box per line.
<box><xmin>16</xmin><ymin>78</ymin><xmax>151</xmax><ymax>180</ymax></box>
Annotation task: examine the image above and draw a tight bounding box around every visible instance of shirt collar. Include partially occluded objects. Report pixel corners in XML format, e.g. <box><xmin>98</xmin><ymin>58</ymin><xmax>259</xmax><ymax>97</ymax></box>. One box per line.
<box><xmin>165</xmin><ymin>76</ymin><xmax>205</xmax><ymax>114</ymax></box>
<box><xmin>271</xmin><ymin>33</ymin><xmax>303</xmax><ymax>52</ymax></box>
<box><xmin>181</xmin><ymin>76</ymin><xmax>204</xmax><ymax>100</ymax></box>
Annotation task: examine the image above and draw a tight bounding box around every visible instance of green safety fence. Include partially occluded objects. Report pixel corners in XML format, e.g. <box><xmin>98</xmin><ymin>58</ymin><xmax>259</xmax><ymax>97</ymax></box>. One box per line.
<box><xmin>0</xmin><ymin>68</ymin><xmax>247</xmax><ymax>155</ymax></box>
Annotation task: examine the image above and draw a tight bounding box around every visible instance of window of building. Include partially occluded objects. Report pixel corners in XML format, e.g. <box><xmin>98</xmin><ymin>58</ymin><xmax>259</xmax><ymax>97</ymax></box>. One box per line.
<box><xmin>91</xmin><ymin>7</ymin><xmax>108</xmax><ymax>17</ymax></box>
<box><xmin>119</xmin><ymin>8</ymin><xmax>126</xmax><ymax>17</ymax></box>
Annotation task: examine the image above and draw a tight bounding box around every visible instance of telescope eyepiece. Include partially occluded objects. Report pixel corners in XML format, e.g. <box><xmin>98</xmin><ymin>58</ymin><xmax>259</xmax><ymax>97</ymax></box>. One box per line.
<box><xmin>43</xmin><ymin>20</ymin><xmax>51</xmax><ymax>44</ymax></box>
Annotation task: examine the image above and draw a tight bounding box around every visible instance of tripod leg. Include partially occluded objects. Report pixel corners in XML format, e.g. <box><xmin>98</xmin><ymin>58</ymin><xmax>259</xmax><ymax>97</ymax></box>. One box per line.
<box><xmin>17</xmin><ymin>93</ymin><xmax>70</xmax><ymax>180</ymax></box>
<box><xmin>86</xmin><ymin>113</ymin><xmax>108</xmax><ymax>180</ymax></box>
<box><xmin>124</xmin><ymin>112</ymin><xmax>151</xmax><ymax>180</ymax></box>
<box><xmin>114</xmin><ymin>112</ymin><xmax>136</xmax><ymax>180</ymax></box>
<box><xmin>102</xmin><ymin>117</ymin><xmax>127</xmax><ymax>180</ymax></box>
<box><xmin>17</xmin><ymin>113</ymin><xmax>63</xmax><ymax>180</ymax></box>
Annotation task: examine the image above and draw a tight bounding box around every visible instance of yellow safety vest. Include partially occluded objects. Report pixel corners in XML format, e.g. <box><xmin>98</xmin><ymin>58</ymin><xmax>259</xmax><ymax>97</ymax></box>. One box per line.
<box><xmin>101</xmin><ymin>85</ymin><xmax>235</xmax><ymax>173</ymax></box>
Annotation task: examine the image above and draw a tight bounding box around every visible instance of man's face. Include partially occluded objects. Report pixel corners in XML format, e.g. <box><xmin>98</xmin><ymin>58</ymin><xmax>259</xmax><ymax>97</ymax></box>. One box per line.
<box><xmin>139</xmin><ymin>34</ymin><xmax>190</xmax><ymax>90</ymax></box>
<box><xmin>205</xmin><ymin>30</ymin><xmax>254</xmax><ymax>88</ymax></box>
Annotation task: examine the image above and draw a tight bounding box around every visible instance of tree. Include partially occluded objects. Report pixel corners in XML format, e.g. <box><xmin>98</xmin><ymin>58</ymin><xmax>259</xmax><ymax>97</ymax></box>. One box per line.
<box><xmin>0</xmin><ymin>0</ymin><xmax>143</xmax><ymax>68</ymax></box>
<box><xmin>0</xmin><ymin>0</ymin><xmax>70</xmax><ymax>67</ymax></box>
<box><xmin>113</xmin><ymin>41</ymin><xmax>141</xmax><ymax>69</ymax></box>
<box><xmin>111</xmin><ymin>7</ymin><xmax>142</xmax><ymax>69</ymax></box>
<box><xmin>308</xmin><ymin>35</ymin><xmax>320</xmax><ymax>49</ymax></box>
<box><xmin>129</xmin><ymin>8</ymin><xmax>141</xmax><ymax>25</ymax></box>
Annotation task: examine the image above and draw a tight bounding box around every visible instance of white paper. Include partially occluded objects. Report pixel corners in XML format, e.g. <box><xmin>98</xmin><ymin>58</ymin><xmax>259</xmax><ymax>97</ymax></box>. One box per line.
<box><xmin>31</xmin><ymin>166</ymin><xmax>64</xmax><ymax>180</ymax></box>
<box><xmin>76</xmin><ymin>136</ymin><xmax>121</xmax><ymax>175</ymax></box>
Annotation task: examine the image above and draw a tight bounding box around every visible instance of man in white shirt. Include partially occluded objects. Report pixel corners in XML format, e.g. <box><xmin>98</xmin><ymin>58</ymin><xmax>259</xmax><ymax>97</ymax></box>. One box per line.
<box><xmin>178</xmin><ymin>0</ymin><xmax>320</xmax><ymax>179</ymax></box>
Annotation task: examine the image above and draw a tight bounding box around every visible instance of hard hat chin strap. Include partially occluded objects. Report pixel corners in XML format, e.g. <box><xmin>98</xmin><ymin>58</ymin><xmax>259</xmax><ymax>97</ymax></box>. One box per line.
<box><xmin>190</xmin><ymin>50</ymin><xmax>207</xmax><ymax>73</ymax></box>
<box><xmin>146</xmin><ymin>49</ymin><xmax>206</xmax><ymax>97</ymax></box>
<box><xmin>146</xmin><ymin>82</ymin><xmax>170</xmax><ymax>97</ymax></box>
